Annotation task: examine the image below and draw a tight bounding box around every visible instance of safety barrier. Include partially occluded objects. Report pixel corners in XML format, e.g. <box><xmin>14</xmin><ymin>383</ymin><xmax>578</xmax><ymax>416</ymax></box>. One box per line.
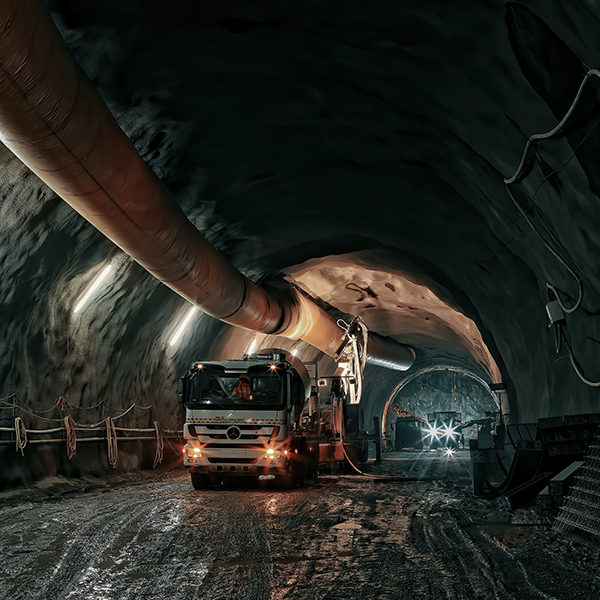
<box><xmin>0</xmin><ymin>394</ymin><xmax>182</xmax><ymax>468</ymax></box>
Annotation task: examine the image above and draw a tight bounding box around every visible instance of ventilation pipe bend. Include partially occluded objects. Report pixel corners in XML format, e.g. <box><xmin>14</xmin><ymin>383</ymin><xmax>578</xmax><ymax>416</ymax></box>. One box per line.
<box><xmin>0</xmin><ymin>0</ymin><xmax>414</xmax><ymax>371</ymax></box>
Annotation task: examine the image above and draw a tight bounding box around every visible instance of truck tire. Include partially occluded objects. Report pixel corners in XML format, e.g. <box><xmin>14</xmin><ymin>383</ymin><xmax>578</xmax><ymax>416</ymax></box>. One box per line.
<box><xmin>277</xmin><ymin>458</ymin><xmax>300</xmax><ymax>489</ymax></box>
<box><xmin>304</xmin><ymin>442</ymin><xmax>320</xmax><ymax>481</ymax></box>
<box><xmin>191</xmin><ymin>472</ymin><xmax>209</xmax><ymax>490</ymax></box>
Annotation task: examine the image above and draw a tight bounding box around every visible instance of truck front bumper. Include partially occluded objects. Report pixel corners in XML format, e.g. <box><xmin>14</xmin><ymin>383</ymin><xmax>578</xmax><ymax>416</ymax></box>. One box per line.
<box><xmin>187</xmin><ymin>463</ymin><xmax>288</xmax><ymax>476</ymax></box>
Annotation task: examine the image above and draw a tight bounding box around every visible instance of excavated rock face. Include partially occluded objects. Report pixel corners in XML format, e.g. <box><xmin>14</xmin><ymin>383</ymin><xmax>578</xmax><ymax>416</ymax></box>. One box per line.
<box><xmin>2</xmin><ymin>0</ymin><xmax>600</xmax><ymax>484</ymax></box>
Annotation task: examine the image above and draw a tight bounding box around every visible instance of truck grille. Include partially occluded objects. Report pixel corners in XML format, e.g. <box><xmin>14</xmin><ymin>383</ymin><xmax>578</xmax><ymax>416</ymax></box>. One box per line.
<box><xmin>189</xmin><ymin>424</ymin><xmax>280</xmax><ymax>440</ymax></box>
<box><xmin>205</xmin><ymin>434</ymin><xmax>260</xmax><ymax>440</ymax></box>
<box><xmin>203</xmin><ymin>443</ymin><xmax>265</xmax><ymax>449</ymax></box>
<box><xmin>208</xmin><ymin>457</ymin><xmax>258</xmax><ymax>464</ymax></box>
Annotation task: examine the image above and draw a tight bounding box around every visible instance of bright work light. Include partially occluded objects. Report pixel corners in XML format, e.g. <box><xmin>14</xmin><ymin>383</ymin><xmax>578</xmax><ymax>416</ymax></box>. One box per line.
<box><xmin>73</xmin><ymin>263</ymin><xmax>112</xmax><ymax>313</ymax></box>
<box><xmin>169</xmin><ymin>306</ymin><xmax>198</xmax><ymax>347</ymax></box>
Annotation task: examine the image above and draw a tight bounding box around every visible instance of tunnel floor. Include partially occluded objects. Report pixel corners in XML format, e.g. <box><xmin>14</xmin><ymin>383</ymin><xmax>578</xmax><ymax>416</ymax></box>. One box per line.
<box><xmin>1</xmin><ymin>452</ymin><xmax>600</xmax><ymax>600</ymax></box>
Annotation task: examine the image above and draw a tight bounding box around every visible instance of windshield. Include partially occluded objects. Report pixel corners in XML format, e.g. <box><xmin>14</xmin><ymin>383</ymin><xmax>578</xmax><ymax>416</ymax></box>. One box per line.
<box><xmin>186</xmin><ymin>368</ymin><xmax>284</xmax><ymax>409</ymax></box>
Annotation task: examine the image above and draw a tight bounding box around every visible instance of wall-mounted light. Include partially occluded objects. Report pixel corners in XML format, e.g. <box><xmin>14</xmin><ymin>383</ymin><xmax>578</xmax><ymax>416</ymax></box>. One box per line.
<box><xmin>72</xmin><ymin>263</ymin><xmax>112</xmax><ymax>314</ymax></box>
<box><xmin>169</xmin><ymin>306</ymin><xmax>198</xmax><ymax>347</ymax></box>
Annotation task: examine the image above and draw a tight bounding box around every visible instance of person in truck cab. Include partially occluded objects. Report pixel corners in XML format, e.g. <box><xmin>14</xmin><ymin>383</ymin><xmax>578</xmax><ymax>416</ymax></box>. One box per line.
<box><xmin>232</xmin><ymin>374</ymin><xmax>252</xmax><ymax>399</ymax></box>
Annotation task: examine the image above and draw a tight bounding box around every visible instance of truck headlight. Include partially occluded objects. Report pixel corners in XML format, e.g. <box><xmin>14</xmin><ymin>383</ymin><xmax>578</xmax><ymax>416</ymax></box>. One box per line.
<box><xmin>264</xmin><ymin>448</ymin><xmax>281</xmax><ymax>461</ymax></box>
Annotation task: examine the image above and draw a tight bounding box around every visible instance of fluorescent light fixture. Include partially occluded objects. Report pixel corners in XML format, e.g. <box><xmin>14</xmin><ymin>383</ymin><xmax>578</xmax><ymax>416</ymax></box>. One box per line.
<box><xmin>73</xmin><ymin>264</ymin><xmax>112</xmax><ymax>313</ymax></box>
<box><xmin>247</xmin><ymin>338</ymin><xmax>258</xmax><ymax>355</ymax></box>
<box><xmin>169</xmin><ymin>306</ymin><xmax>198</xmax><ymax>347</ymax></box>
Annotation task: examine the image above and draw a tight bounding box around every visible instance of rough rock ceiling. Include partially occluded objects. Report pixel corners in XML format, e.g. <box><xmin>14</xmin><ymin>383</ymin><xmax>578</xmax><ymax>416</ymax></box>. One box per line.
<box><xmin>2</xmin><ymin>0</ymin><xmax>600</xmax><ymax>456</ymax></box>
<box><xmin>285</xmin><ymin>250</ymin><xmax>501</xmax><ymax>381</ymax></box>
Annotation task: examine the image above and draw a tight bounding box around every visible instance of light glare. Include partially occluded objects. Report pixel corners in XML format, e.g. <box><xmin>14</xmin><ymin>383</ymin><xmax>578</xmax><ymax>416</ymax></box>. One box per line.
<box><xmin>247</xmin><ymin>338</ymin><xmax>258</xmax><ymax>355</ymax></box>
<box><xmin>169</xmin><ymin>306</ymin><xmax>198</xmax><ymax>347</ymax></box>
<box><xmin>73</xmin><ymin>264</ymin><xmax>112</xmax><ymax>313</ymax></box>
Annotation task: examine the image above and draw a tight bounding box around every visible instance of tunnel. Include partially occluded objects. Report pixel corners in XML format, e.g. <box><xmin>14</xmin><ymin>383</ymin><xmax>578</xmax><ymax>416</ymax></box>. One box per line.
<box><xmin>2</xmin><ymin>1</ymin><xmax>600</xmax><ymax>598</ymax></box>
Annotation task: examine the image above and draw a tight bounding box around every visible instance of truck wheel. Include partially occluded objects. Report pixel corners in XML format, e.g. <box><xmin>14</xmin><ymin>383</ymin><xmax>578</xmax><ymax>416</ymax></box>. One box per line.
<box><xmin>296</xmin><ymin>460</ymin><xmax>307</xmax><ymax>487</ymax></box>
<box><xmin>277</xmin><ymin>460</ymin><xmax>298</xmax><ymax>489</ymax></box>
<box><xmin>307</xmin><ymin>449</ymin><xmax>320</xmax><ymax>482</ymax></box>
<box><xmin>191</xmin><ymin>472</ymin><xmax>209</xmax><ymax>490</ymax></box>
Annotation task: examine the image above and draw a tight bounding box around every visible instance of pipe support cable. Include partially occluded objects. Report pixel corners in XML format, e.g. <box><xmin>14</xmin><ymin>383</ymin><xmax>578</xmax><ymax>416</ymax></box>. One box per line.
<box><xmin>503</xmin><ymin>71</ymin><xmax>600</xmax><ymax>315</ymax></box>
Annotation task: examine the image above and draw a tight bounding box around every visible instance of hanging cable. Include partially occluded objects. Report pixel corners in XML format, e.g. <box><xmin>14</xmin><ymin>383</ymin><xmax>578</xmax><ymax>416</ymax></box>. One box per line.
<box><xmin>505</xmin><ymin>68</ymin><xmax>600</xmax><ymax>185</ymax></box>
<box><xmin>14</xmin><ymin>417</ymin><xmax>27</xmax><ymax>455</ymax></box>
<box><xmin>56</xmin><ymin>396</ymin><xmax>67</xmax><ymax>414</ymax></box>
<box><xmin>560</xmin><ymin>331</ymin><xmax>600</xmax><ymax>388</ymax></box>
<box><xmin>153</xmin><ymin>420</ymin><xmax>164</xmax><ymax>469</ymax></box>
<box><xmin>505</xmin><ymin>184</ymin><xmax>583</xmax><ymax>314</ymax></box>
<box><xmin>502</xmin><ymin>71</ymin><xmax>600</xmax><ymax>315</ymax></box>
<box><xmin>64</xmin><ymin>416</ymin><xmax>77</xmax><ymax>459</ymax></box>
<box><xmin>106</xmin><ymin>417</ymin><xmax>118</xmax><ymax>468</ymax></box>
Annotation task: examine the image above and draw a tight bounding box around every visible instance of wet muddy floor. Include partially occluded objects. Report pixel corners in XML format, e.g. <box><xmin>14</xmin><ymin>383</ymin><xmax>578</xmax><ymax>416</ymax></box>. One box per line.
<box><xmin>1</xmin><ymin>451</ymin><xmax>600</xmax><ymax>599</ymax></box>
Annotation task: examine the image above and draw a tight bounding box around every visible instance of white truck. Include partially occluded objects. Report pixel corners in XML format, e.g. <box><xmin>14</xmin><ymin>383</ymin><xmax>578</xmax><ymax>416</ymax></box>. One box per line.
<box><xmin>179</xmin><ymin>351</ymin><xmax>322</xmax><ymax>489</ymax></box>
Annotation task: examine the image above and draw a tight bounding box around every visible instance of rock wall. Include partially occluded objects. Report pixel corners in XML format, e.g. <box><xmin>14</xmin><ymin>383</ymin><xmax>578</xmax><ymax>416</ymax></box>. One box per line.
<box><xmin>2</xmin><ymin>0</ymin><xmax>600</xmax><ymax>485</ymax></box>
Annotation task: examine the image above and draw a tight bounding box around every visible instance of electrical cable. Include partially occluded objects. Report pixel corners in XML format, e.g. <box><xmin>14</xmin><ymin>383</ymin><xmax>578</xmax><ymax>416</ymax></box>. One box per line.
<box><xmin>502</xmin><ymin>71</ymin><xmax>600</xmax><ymax>315</ymax></box>
<box><xmin>329</xmin><ymin>389</ymin><xmax>416</xmax><ymax>482</ymax></box>
<box><xmin>527</xmin><ymin>113</ymin><xmax>600</xmax><ymax>207</ymax></box>
<box><xmin>83</xmin><ymin>404</ymin><xmax>138</xmax><ymax>429</ymax></box>
<box><xmin>0</xmin><ymin>401</ymin><xmax>64</xmax><ymax>423</ymax></box>
<box><xmin>559</xmin><ymin>329</ymin><xmax>600</xmax><ymax>387</ymax></box>
<box><xmin>505</xmin><ymin>68</ymin><xmax>600</xmax><ymax>185</ymax></box>
<box><xmin>504</xmin><ymin>183</ymin><xmax>583</xmax><ymax>314</ymax></box>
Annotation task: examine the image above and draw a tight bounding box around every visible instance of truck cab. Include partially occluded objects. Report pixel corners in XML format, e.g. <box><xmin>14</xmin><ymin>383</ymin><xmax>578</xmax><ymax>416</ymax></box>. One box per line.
<box><xmin>179</xmin><ymin>351</ymin><xmax>319</xmax><ymax>489</ymax></box>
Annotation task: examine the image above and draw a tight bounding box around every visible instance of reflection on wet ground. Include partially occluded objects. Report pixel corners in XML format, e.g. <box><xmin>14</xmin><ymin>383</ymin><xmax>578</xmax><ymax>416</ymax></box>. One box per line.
<box><xmin>1</xmin><ymin>451</ymin><xmax>600</xmax><ymax>599</ymax></box>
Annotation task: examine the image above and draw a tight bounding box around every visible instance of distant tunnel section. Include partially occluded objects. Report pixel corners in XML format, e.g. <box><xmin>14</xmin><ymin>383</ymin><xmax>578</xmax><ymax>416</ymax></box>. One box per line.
<box><xmin>381</xmin><ymin>366</ymin><xmax>501</xmax><ymax>454</ymax></box>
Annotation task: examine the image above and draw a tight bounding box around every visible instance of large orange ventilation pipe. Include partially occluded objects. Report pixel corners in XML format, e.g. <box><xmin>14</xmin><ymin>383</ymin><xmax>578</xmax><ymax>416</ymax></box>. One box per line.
<box><xmin>0</xmin><ymin>0</ymin><xmax>414</xmax><ymax>370</ymax></box>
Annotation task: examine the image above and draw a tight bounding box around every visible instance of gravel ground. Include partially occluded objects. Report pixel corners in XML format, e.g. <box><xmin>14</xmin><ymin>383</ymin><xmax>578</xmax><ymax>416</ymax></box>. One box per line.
<box><xmin>1</xmin><ymin>451</ymin><xmax>599</xmax><ymax>600</ymax></box>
